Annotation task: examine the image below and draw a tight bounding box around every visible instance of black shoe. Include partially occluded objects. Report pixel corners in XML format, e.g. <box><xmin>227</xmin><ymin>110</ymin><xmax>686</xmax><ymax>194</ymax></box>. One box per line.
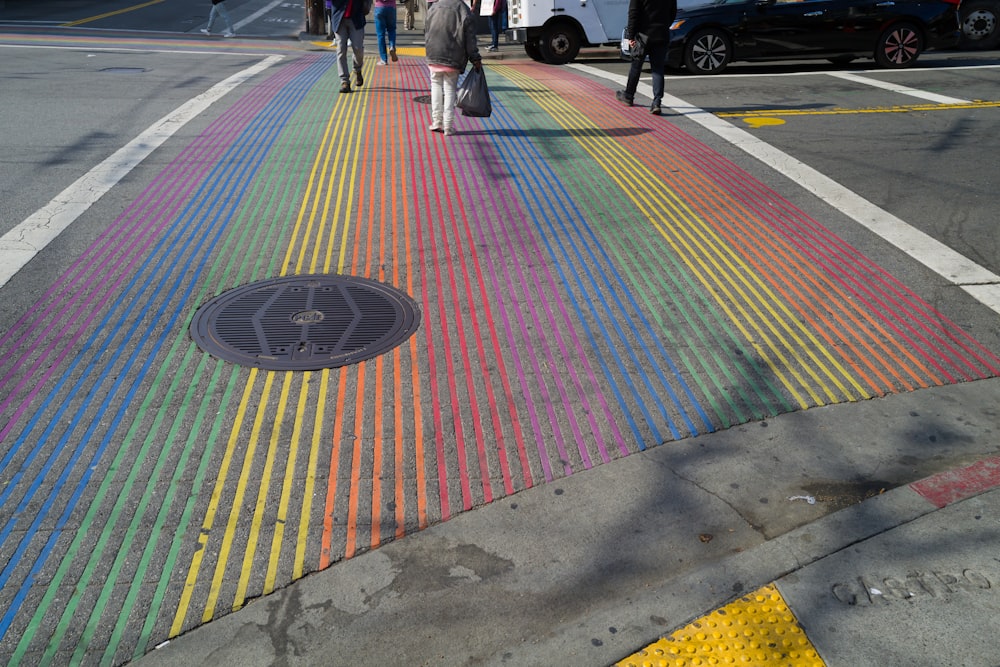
<box><xmin>340</xmin><ymin>80</ymin><xmax>351</xmax><ymax>93</ymax></box>
<box><xmin>615</xmin><ymin>90</ymin><xmax>634</xmax><ymax>107</ymax></box>
<box><xmin>354</xmin><ymin>70</ymin><xmax>363</xmax><ymax>87</ymax></box>
<box><xmin>650</xmin><ymin>105</ymin><xmax>662</xmax><ymax>115</ymax></box>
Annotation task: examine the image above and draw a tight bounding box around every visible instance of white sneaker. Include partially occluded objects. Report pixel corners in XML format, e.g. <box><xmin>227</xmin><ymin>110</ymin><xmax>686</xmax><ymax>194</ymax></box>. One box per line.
<box><xmin>223</xmin><ymin>30</ymin><xmax>235</xmax><ymax>37</ymax></box>
<box><xmin>428</xmin><ymin>123</ymin><xmax>443</xmax><ymax>133</ymax></box>
<box><xmin>444</xmin><ymin>127</ymin><xmax>456</xmax><ymax>136</ymax></box>
<box><xmin>200</xmin><ymin>28</ymin><xmax>210</xmax><ymax>35</ymax></box>
<box><xmin>376</xmin><ymin>59</ymin><xmax>387</xmax><ymax>65</ymax></box>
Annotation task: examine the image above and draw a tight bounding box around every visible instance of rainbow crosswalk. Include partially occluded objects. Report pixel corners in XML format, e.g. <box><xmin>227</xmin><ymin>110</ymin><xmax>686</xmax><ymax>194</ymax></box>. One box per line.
<box><xmin>1</xmin><ymin>37</ymin><xmax>997</xmax><ymax>665</ymax></box>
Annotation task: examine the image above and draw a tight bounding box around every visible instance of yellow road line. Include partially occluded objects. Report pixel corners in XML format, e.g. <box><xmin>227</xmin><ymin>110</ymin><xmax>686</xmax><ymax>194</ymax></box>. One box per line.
<box><xmin>60</xmin><ymin>0</ymin><xmax>166</xmax><ymax>27</ymax></box>
<box><xmin>717</xmin><ymin>100</ymin><xmax>1000</xmax><ymax>118</ymax></box>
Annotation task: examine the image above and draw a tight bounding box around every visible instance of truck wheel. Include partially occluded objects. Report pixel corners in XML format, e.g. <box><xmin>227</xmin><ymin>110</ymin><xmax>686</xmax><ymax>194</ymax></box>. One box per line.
<box><xmin>959</xmin><ymin>0</ymin><xmax>1000</xmax><ymax>50</ymax></box>
<box><xmin>538</xmin><ymin>23</ymin><xmax>582</xmax><ymax>64</ymax></box>
<box><xmin>874</xmin><ymin>22</ymin><xmax>923</xmax><ymax>68</ymax></box>
<box><xmin>683</xmin><ymin>28</ymin><xmax>732</xmax><ymax>74</ymax></box>
<box><xmin>524</xmin><ymin>39</ymin><xmax>545</xmax><ymax>62</ymax></box>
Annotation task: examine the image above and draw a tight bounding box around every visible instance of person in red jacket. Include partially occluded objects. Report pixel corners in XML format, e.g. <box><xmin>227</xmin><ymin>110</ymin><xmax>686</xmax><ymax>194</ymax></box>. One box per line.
<box><xmin>616</xmin><ymin>0</ymin><xmax>676</xmax><ymax>115</ymax></box>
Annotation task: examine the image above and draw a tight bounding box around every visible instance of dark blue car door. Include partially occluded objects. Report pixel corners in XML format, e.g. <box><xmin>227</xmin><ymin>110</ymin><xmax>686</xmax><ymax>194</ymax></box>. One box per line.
<box><xmin>743</xmin><ymin>0</ymin><xmax>865</xmax><ymax>56</ymax></box>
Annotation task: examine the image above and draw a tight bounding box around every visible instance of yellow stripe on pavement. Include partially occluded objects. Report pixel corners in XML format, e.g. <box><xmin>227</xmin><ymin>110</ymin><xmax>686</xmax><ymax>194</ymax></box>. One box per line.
<box><xmin>61</xmin><ymin>0</ymin><xmax>166</xmax><ymax>27</ymax></box>
<box><xmin>717</xmin><ymin>100</ymin><xmax>1000</xmax><ymax>118</ymax></box>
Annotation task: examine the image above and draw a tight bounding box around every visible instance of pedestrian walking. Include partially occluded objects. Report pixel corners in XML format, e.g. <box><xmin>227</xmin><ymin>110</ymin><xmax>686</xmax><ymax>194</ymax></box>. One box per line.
<box><xmin>374</xmin><ymin>0</ymin><xmax>398</xmax><ymax>64</ymax></box>
<box><xmin>616</xmin><ymin>0</ymin><xmax>676</xmax><ymax>115</ymax></box>
<box><xmin>486</xmin><ymin>0</ymin><xmax>506</xmax><ymax>51</ymax></box>
<box><xmin>200</xmin><ymin>0</ymin><xmax>235</xmax><ymax>37</ymax></box>
<box><xmin>424</xmin><ymin>0</ymin><xmax>482</xmax><ymax>136</ymax></box>
<box><xmin>330</xmin><ymin>0</ymin><xmax>372</xmax><ymax>93</ymax></box>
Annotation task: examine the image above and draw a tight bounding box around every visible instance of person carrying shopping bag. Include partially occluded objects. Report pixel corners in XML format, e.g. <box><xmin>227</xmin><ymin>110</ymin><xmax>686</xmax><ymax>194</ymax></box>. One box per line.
<box><xmin>616</xmin><ymin>0</ymin><xmax>676</xmax><ymax>115</ymax></box>
<box><xmin>424</xmin><ymin>0</ymin><xmax>482</xmax><ymax>136</ymax></box>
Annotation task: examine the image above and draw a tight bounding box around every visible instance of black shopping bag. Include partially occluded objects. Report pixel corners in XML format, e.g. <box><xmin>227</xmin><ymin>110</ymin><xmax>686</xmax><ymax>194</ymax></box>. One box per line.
<box><xmin>632</xmin><ymin>32</ymin><xmax>649</xmax><ymax>61</ymax></box>
<box><xmin>456</xmin><ymin>68</ymin><xmax>492</xmax><ymax>118</ymax></box>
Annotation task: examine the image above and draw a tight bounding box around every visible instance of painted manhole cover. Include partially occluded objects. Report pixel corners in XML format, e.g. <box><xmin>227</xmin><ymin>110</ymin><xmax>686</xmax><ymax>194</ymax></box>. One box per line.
<box><xmin>190</xmin><ymin>274</ymin><xmax>420</xmax><ymax>370</ymax></box>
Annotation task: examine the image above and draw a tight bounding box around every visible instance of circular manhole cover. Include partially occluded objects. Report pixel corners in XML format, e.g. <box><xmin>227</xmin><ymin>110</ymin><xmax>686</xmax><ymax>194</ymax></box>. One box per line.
<box><xmin>190</xmin><ymin>275</ymin><xmax>420</xmax><ymax>370</ymax></box>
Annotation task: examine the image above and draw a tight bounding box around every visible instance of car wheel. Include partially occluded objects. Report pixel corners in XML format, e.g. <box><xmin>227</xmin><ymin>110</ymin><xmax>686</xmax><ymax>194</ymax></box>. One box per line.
<box><xmin>683</xmin><ymin>28</ymin><xmax>732</xmax><ymax>74</ymax></box>
<box><xmin>959</xmin><ymin>0</ymin><xmax>1000</xmax><ymax>50</ymax></box>
<box><xmin>538</xmin><ymin>23</ymin><xmax>582</xmax><ymax>64</ymax></box>
<box><xmin>874</xmin><ymin>22</ymin><xmax>923</xmax><ymax>68</ymax></box>
<box><xmin>524</xmin><ymin>39</ymin><xmax>545</xmax><ymax>62</ymax></box>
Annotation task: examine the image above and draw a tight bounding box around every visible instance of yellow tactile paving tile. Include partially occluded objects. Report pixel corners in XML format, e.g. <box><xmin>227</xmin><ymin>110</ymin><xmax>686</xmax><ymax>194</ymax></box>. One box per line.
<box><xmin>617</xmin><ymin>584</ymin><xmax>825</xmax><ymax>667</ymax></box>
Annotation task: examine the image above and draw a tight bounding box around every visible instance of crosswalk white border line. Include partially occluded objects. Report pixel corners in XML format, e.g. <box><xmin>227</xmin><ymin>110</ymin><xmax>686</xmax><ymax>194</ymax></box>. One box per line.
<box><xmin>0</xmin><ymin>50</ymin><xmax>284</xmax><ymax>290</ymax></box>
<box><xmin>572</xmin><ymin>64</ymin><xmax>1000</xmax><ymax>316</ymax></box>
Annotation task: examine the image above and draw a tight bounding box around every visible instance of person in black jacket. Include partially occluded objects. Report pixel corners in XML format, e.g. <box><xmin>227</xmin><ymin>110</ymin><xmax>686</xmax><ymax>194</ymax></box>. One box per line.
<box><xmin>330</xmin><ymin>0</ymin><xmax>372</xmax><ymax>93</ymax></box>
<box><xmin>616</xmin><ymin>0</ymin><xmax>676</xmax><ymax>115</ymax></box>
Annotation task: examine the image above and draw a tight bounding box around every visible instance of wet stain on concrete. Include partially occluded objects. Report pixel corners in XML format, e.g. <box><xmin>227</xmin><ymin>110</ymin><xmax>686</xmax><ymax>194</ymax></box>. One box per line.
<box><xmin>800</xmin><ymin>479</ymin><xmax>896</xmax><ymax>511</ymax></box>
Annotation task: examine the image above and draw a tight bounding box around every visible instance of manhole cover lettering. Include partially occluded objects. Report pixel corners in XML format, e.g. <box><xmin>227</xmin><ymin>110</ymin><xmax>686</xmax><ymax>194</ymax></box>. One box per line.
<box><xmin>291</xmin><ymin>310</ymin><xmax>325</xmax><ymax>325</ymax></box>
<box><xmin>191</xmin><ymin>275</ymin><xmax>420</xmax><ymax>370</ymax></box>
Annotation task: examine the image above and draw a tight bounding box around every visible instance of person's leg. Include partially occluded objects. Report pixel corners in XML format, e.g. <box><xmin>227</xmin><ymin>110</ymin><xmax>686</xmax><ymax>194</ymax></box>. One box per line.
<box><xmin>348</xmin><ymin>21</ymin><xmax>365</xmax><ymax>85</ymax></box>
<box><xmin>216</xmin><ymin>1</ymin><xmax>234</xmax><ymax>34</ymax></box>
<box><xmin>442</xmin><ymin>70</ymin><xmax>459</xmax><ymax>134</ymax></box>
<box><xmin>488</xmin><ymin>14</ymin><xmax>500</xmax><ymax>48</ymax></box>
<box><xmin>617</xmin><ymin>55</ymin><xmax>642</xmax><ymax>104</ymax></box>
<box><xmin>429</xmin><ymin>70</ymin><xmax>444</xmax><ymax>130</ymax></box>
<box><xmin>374</xmin><ymin>6</ymin><xmax>388</xmax><ymax>62</ymax></box>
<box><xmin>203</xmin><ymin>4</ymin><xmax>217</xmax><ymax>32</ymax></box>
<box><xmin>337</xmin><ymin>22</ymin><xmax>352</xmax><ymax>90</ymax></box>
<box><xmin>387</xmin><ymin>6</ymin><xmax>398</xmax><ymax>60</ymax></box>
<box><xmin>648</xmin><ymin>41</ymin><xmax>668</xmax><ymax>113</ymax></box>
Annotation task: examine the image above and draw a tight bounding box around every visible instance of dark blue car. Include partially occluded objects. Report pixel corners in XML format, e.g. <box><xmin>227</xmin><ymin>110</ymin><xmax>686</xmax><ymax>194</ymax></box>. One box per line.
<box><xmin>665</xmin><ymin>0</ymin><xmax>962</xmax><ymax>73</ymax></box>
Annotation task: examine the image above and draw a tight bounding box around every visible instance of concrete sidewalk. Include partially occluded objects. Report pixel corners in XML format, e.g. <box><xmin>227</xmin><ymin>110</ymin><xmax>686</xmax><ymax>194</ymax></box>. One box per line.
<box><xmin>135</xmin><ymin>378</ymin><xmax>1000</xmax><ymax>666</ymax></box>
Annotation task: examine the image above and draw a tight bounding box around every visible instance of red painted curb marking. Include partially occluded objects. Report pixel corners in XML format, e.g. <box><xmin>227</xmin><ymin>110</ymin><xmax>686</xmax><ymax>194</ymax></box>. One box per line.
<box><xmin>910</xmin><ymin>457</ymin><xmax>1000</xmax><ymax>508</ymax></box>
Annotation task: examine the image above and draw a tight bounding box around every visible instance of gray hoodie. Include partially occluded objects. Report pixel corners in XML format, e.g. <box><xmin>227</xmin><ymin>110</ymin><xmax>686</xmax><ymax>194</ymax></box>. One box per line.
<box><xmin>425</xmin><ymin>0</ymin><xmax>482</xmax><ymax>72</ymax></box>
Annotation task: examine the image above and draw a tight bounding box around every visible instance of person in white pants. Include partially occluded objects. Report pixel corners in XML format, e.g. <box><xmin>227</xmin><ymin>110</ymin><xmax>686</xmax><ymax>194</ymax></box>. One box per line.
<box><xmin>201</xmin><ymin>0</ymin><xmax>235</xmax><ymax>37</ymax></box>
<box><xmin>424</xmin><ymin>0</ymin><xmax>482</xmax><ymax>136</ymax></box>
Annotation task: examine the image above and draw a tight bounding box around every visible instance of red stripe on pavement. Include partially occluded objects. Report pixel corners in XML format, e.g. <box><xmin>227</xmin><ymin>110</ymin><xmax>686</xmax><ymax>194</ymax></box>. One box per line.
<box><xmin>910</xmin><ymin>457</ymin><xmax>1000</xmax><ymax>508</ymax></box>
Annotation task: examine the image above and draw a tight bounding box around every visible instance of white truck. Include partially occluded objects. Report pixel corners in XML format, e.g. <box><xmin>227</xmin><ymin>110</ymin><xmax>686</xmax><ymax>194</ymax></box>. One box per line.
<box><xmin>506</xmin><ymin>0</ymin><xmax>630</xmax><ymax>64</ymax></box>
